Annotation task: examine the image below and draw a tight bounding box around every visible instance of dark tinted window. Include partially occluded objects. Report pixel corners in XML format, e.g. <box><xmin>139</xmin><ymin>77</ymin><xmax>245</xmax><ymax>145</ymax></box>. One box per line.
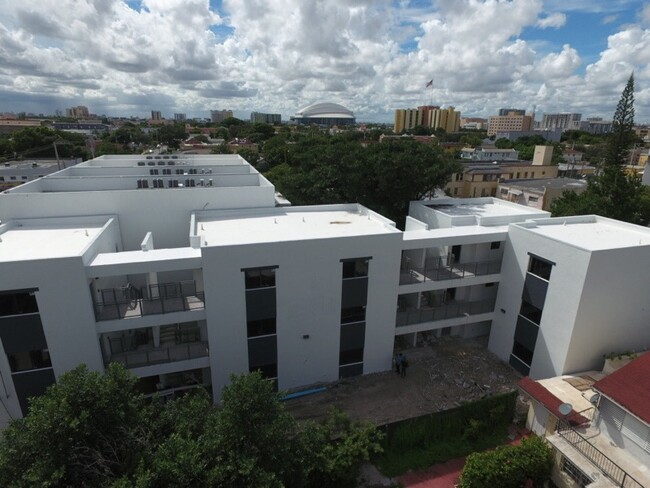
<box><xmin>342</xmin><ymin>260</ymin><xmax>368</xmax><ymax>279</ymax></box>
<box><xmin>247</xmin><ymin>318</ymin><xmax>276</xmax><ymax>337</ymax></box>
<box><xmin>8</xmin><ymin>349</ymin><xmax>51</xmax><ymax>372</ymax></box>
<box><xmin>0</xmin><ymin>292</ymin><xmax>38</xmax><ymax>316</ymax></box>
<box><xmin>520</xmin><ymin>300</ymin><xmax>543</xmax><ymax>324</ymax></box>
<box><xmin>341</xmin><ymin>306</ymin><xmax>365</xmax><ymax>324</ymax></box>
<box><xmin>528</xmin><ymin>257</ymin><xmax>553</xmax><ymax>281</ymax></box>
<box><xmin>245</xmin><ymin>268</ymin><xmax>276</xmax><ymax>289</ymax></box>
<box><xmin>512</xmin><ymin>341</ymin><xmax>533</xmax><ymax>365</ymax></box>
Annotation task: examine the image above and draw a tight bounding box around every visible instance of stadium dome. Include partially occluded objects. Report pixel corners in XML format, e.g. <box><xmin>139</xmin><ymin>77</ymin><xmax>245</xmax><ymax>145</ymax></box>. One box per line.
<box><xmin>291</xmin><ymin>102</ymin><xmax>356</xmax><ymax>126</ymax></box>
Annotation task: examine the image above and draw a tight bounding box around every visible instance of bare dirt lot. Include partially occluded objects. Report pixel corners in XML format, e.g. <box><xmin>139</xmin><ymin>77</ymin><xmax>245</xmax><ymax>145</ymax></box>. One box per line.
<box><xmin>284</xmin><ymin>335</ymin><xmax>522</xmax><ymax>425</ymax></box>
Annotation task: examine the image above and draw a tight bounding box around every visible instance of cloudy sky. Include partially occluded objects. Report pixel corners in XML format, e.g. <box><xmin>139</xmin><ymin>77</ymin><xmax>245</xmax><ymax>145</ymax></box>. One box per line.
<box><xmin>0</xmin><ymin>0</ymin><xmax>649</xmax><ymax>123</ymax></box>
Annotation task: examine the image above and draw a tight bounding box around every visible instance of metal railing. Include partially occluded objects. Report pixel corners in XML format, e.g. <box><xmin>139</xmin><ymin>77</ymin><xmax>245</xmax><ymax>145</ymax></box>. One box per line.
<box><xmin>108</xmin><ymin>341</ymin><xmax>209</xmax><ymax>369</ymax></box>
<box><xmin>93</xmin><ymin>280</ymin><xmax>205</xmax><ymax>321</ymax></box>
<box><xmin>396</xmin><ymin>298</ymin><xmax>496</xmax><ymax>327</ymax></box>
<box><xmin>400</xmin><ymin>257</ymin><xmax>501</xmax><ymax>285</ymax></box>
<box><xmin>556</xmin><ymin>420</ymin><xmax>643</xmax><ymax>488</ymax></box>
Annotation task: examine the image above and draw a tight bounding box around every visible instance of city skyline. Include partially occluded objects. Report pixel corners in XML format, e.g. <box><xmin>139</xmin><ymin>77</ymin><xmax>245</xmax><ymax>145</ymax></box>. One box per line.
<box><xmin>0</xmin><ymin>1</ymin><xmax>649</xmax><ymax>123</ymax></box>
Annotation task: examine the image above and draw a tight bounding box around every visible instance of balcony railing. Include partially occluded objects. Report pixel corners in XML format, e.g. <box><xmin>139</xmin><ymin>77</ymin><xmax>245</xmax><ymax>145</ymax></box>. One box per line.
<box><xmin>400</xmin><ymin>257</ymin><xmax>501</xmax><ymax>285</ymax></box>
<box><xmin>107</xmin><ymin>341</ymin><xmax>209</xmax><ymax>369</ymax></box>
<box><xmin>396</xmin><ymin>298</ymin><xmax>496</xmax><ymax>327</ymax></box>
<box><xmin>556</xmin><ymin>420</ymin><xmax>643</xmax><ymax>488</ymax></box>
<box><xmin>93</xmin><ymin>280</ymin><xmax>205</xmax><ymax>321</ymax></box>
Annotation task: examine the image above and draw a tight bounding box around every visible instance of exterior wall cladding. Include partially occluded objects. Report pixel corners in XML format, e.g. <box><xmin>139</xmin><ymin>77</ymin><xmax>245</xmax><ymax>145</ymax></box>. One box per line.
<box><xmin>1</xmin><ymin>154</ymin><xmax>650</xmax><ymax>427</ymax></box>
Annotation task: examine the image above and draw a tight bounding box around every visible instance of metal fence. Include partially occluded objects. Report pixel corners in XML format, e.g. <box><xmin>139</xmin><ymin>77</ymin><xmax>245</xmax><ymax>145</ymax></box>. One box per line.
<box><xmin>400</xmin><ymin>257</ymin><xmax>501</xmax><ymax>285</ymax></box>
<box><xmin>557</xmin><ymin>420</ymin><xmax>644</xmax><ymax>488</ymax></box>
<box><xmin>396</xmin><ymin>298</ymin><xmax>496</xmax><ymax>327</ymax></box>
<box><xmin>94</xmin><ymin>280</ymin><xmax>205</xmax><ymax>321</ymax></box>
<box><xmin>108</xmin><ymin>341</ymin><xmax>209</xmax><ymax>369</ymax></box>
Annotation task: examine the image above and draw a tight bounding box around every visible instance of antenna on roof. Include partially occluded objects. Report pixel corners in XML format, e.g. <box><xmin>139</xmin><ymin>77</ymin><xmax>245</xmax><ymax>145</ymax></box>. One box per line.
<box><xmin>558</xmin><ymin>403</ymin><xmax>573</xmax><ymax>416</ymax></box>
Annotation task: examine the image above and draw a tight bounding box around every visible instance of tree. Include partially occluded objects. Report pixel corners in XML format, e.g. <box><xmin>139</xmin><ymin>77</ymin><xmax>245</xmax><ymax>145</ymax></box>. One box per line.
<box><xmin>0</xmin><ymin>364</ymin><xmax>147</xmax><ymax>487</ymax></box>
<box><xmin>551</xmin><ymin>74</ymin><xmax>650</xmax><ymax>225</ymax></box>
<box><xmin>0</xmin><ymin>367</ymin><xmax>382</xmax><ymax>488</ymax></box>
<box><xmin>458</xmin><ymin>435</ymin><xmax>553</xmax><ymax>488</ymax></box>
<box><xmin>265</xmin><ymin>138</ymin><xmax>460</xmax><ymax>227</ymax></box>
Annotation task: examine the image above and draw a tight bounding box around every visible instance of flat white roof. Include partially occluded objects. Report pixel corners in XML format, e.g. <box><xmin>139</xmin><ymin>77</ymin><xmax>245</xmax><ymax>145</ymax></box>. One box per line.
<box><xmin>0</xmin><ymin>221</ymin><xmax>104</xmax><ymax>261</ymax></box>
<box><xmin>516</xmin><ymin>216</ymin><xmax>650</xmax><ymax>251</ymax></box>
<box><xmin>194</xmin><ymin>205</ymin><xmax>398</xmax><ymax>246</ymax></box>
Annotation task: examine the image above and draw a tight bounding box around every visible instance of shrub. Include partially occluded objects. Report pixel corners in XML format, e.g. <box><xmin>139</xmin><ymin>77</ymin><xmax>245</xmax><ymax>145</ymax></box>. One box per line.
<box><xmin>458</xmin><ymin>435</ymin><xmax>553</xmax><ymax>488</ymax></box>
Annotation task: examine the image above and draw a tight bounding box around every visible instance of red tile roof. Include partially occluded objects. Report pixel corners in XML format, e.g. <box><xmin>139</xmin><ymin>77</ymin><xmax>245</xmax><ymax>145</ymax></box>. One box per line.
<box><xmin>517</xmin><ymin>377</ymin><xmax>589</xmax><ymax>426</ymax></box>
<box><xmin>594</xmin><ymin>352</ymin><xmax>650</xmax><ymax>425</ymax></box>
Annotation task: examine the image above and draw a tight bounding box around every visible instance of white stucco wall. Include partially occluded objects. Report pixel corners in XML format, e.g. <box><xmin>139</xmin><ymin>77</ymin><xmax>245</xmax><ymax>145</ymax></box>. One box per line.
<box><xmin>201</xmin><ymin>232</ymin><xmax>402</xmax><ymax>400</ymax></box>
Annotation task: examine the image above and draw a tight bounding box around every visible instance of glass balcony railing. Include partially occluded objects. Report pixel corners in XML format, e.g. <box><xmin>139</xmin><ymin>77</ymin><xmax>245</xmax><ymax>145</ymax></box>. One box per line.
<box><xmin>400</xmin><ymin>257</ymin><xmax>501</xmax><ymax>285</ymax></box>
<box><xmin>93</xmin><ymin>280</ymin><xmax>205</xmax><ymax>321</ymax></box>
<box><xmin>106</xmin><ymin>341</ymin><xmax>209</xmax><ymax>369</ymax></box>
<box><xmin>396</xmin><ymin>298</ymin><xmax>496</xmax><ymax>327</ymax></box>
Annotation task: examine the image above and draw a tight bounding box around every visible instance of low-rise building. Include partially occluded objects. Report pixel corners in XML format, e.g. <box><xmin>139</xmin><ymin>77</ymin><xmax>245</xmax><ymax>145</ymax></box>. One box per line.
<box><xmin>496</xmin><ymin>178</ymin><xmax>587</xmax><ymax>211</ymax></box>
<box><xmin>518</xmin><ymin>352</ymin><xmax>650</xmax><ymax>488</ymax></box>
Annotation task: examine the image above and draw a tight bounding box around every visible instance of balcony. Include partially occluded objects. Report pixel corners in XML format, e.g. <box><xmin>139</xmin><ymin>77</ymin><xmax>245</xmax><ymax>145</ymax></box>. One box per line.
<box><xmin>396</xmin><ymin>298</ymin><xmax>496</xmax><ymax>327</ymax></box>
<box><xmin>94</xmin><ymin>280</ymin><xmax>205</xmax><ymax>321</ymax></box>
<box><xmin>103</xmin><ymin>324</ymin><xmax>208</xmax><ymax>369</ymax></box>
<box><xmin>555</xmin><ymin>420</ymin><xmax>644</xmax><ymax>488</ymax></box>
<box><xmin>400</xmin><ymin>257</ymin><xmax>501</xmax><ymax>285</ymax></box>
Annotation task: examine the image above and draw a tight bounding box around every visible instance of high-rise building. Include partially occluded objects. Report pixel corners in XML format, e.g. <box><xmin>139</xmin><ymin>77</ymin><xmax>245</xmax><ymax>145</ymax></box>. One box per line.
<box><xmin>151</xmin><ymin>111</ymin><xmax>162</xmax><ymax>121</ymax></box>
<box><xmin>65</xmin><ymin>105</ymin><xmax>90</xmax><ymax>119</ymax></box>
<box><xmin>210</xmin><ymin>110</ymin><xmax>234</xmax><ymax>124</ymax></box>
<box><xmin>174</xmin><ymin>113</ymin><xmax>187</xmax><ymax>121</ymax></box>
<box><xmin>498</xmin><ymin>108</ymin><xmax>526</xmax><ymax>116</ymax></box>
<box><xmin>487</xmin><ymin>111</ymin><xmax>534</xmax><ymax>136</ymax></box>
<box><xmin>394</xmin><ymin>106</ymin><xmax>460</xmax><ymax>133</ymax></box>
<box><xmin>540</xmin><ymin>113</ymin><xmax>582</xmax><ymax>131</ymax></box>
<box><xmin>250</xmin><ymin>112</ymin><xmax>281</xmax><ymax>124</ymax></box>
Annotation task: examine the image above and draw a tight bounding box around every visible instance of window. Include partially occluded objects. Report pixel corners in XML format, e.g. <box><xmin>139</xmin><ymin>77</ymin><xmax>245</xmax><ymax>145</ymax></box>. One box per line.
<box><xmin>524</xmin><ymin>172</ymin><xmax>528</xmax><ymax>178</ymax></box>
<box><xmin>512</xmin><ymin>341</ymin><xmax>534</xmax><ymax>365</ymax></box>
<box><xmin>500</xmin><ymin>188</ymin><xmax>508</xmax><ymax>195</ymax></box>
<box><xmin>339</xmin><ymin>348</ymin><xmax>364</xmax><ymax>365</ymax></box>
<box><xmin>249</xmin><ymin>363</ymin><xmax>277</xmax><ymax>380</ymax></box>
<box><xmin>528</xmin><ymin>256</ymin><xmax>553</xmax><ymax>281</ymax></box>
<box><xmin>516</xmin><ymin>172</ymin><xmax>520</xmax><ymax>178</ymax></box>
<box><xmin>531</xmin><ymin>172</ymin><xmax>535</xmax><ymax>178</ymax></box>
<box><xmin>528</xmin><ymin>196</ymin><xmax>539</xmax><ymax>203</ymax></box>
<box><xmin>560</xmin><ymin>457</ymin><xmax>591</xmax><ymax>487</ymax></box>
<box><xmin>247</xmin><ymin>318</ymin><xmax>276</xmax><ymax>337</ymax></box>
<box><xmin>21</xmin><ymin>176</ymin><xmax>28</xmax><ymax>180</ymax></box>
<box><xmin>453</xmin><ymin>187</ymin><xmax>458</xmax><ymax>195</ymax></box>
<box><xmin>0</xmin><ymin>291</ymin><xmax>38</xmax><ymax>316</ymax></box>
<box><xmin>341</xmin><ymin>306</ymin><xmax>365</xmax><ymax>324</ymax></box>
<box><xmin>8</xmin><ymin>349</ymin><xmax>52</xmax><ymax>372</ymax></box>
<box><xmin>10</xmin><ymin>176</ymin><xmax>16</xmax><ymax>180</ymax></box>
<box><xmin>520</xmin><ymin>300</ymin><xmax>543</xmax><ymax>324</ymax></box>
<box><xmin>244</xmin><ymin>267</ymin><xmax>276</xmax><ymax>289</ymax></box>
<box><xmin>342</xmin><ymin>260</ymin><xmax>368</xmax><ymax>279</ymax></box>
<box><xmin>485</xmin><ymin>282</ymin><xmax>495</xmax><ymax>287</ymax></box>
<box><xmin>490</xmin><ymin>241</ymin><xmax>501</xmax><ymax>250</ymax></box>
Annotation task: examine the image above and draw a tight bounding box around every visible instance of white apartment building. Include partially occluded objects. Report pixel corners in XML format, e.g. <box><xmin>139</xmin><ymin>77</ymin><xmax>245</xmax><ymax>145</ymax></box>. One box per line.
<box><xmin>2</xmin><ymin>155</ymin><xmax>650</xmax><ymax>430</ymax></box>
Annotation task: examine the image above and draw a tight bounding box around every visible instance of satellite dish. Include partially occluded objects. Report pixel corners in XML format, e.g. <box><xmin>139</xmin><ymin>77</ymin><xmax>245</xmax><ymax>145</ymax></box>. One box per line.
<box><xmin>588</xmin><ymin>393</ymin><xmax>600</xmax><ymax>405</ymax></box>
<box><xmin>558</xmin><ymin>403</ymin><xmax>573</xmax><ymax>416</ymax></box>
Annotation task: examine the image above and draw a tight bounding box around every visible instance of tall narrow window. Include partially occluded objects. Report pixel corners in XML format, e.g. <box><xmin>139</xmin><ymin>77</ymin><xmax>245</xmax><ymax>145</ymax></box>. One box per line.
<box><xmin>339</xmin><ymin>258</ymin><xmax>370</xmax><ymax>378</ymax></box>
<box><xmin>243</xmin><ymin>267</ymin><xmax>278</xmax><ymax>388</ymax></box>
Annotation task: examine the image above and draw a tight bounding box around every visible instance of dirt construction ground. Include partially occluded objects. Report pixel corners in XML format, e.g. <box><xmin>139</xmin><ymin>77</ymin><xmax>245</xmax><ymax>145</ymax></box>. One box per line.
<box><xmin>284</xmin><ymin>335</ymin><xmax>522</xmax><ymax>425</ymax></box>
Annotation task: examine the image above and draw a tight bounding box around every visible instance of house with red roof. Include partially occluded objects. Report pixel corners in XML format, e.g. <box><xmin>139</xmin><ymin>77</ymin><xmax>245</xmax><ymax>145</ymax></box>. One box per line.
<box><xmin>517</xmin><ymin>353</ymin><xmax>650</xmax><ymax>488</ymax></box>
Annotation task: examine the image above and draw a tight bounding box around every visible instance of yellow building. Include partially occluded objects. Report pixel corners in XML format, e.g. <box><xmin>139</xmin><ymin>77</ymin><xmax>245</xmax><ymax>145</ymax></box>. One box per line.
<box><xmin>394</xmin><ymin>106</ymin><xmax>460</xmax><ymax>133</ymax></box>
<box><xmin>487</xmin><ymin>111</ymin><xmax>534</xmax><ymax>136</ymax></box>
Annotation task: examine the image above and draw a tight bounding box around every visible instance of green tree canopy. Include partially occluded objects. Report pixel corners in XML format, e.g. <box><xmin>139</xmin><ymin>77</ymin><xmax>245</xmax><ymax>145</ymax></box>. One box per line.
<box><xmin>265</xmin><ymin>138</ymin><xmax>459</xmax><ymax>227</ymax></box>
<box><xmin>552</xmin><ymin>74</ymin><xmax>650</xmax><ymax>225</ymax></box>
<box><xmin>0</xmin><ymin>366</ymin><xmax>382</xmax><ymax>488</ymax></box>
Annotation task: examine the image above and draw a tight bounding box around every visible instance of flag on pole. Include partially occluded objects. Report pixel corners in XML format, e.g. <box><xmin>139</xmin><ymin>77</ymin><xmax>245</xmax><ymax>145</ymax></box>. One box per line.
<box><xmin>425</xmin><ymin>79</ymin><xmax>433</xmax><ymax>88</ymax></box>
